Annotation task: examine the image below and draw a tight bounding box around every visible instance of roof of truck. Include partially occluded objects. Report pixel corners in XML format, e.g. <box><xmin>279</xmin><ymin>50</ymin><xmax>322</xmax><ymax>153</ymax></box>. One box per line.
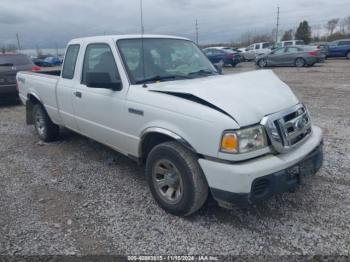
<box><xmin>69</xmin><ymin>34</ymin><xmax>190</xmax><ymax>44</ymax></box>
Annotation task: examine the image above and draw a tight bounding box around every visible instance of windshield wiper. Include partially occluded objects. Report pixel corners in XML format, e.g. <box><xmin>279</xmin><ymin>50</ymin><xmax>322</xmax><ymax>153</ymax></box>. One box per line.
<box><xmin>136</xmin><ymin>75</ymin><xmax>191</xmax><ymax>84</ymax></box>
<box><xmin>0</xmin><ymin>63</ymin><xmax>14</xmax><ymax>67</ymax></box>
<box><xmin>187</xmin><ymin>69</ymin><xmax>216</xmax><ymax>77</ymax></box>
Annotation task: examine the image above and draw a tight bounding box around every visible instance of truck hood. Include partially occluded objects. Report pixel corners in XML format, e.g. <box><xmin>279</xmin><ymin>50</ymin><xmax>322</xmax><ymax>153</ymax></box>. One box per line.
<box><xmin>147</xmin><ymin>70</ymin><xmax>299</xmax><ymax>127</ymax></box>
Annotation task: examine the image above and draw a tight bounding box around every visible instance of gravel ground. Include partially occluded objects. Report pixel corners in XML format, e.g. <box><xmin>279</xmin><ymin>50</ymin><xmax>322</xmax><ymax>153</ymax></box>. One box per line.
<box><xmin>0</xmin><ymin>59</ymin><xmax>349</xmax><ymax>256</ymax></box>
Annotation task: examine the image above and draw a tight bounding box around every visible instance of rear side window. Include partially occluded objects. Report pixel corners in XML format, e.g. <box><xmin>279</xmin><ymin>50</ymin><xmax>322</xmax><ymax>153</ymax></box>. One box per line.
<box><xmin>274</xmin><ymin>48</ymin><xmax>285</xmax><ymax>54</ymax></box>
<box><xmin>339</xmin><ymin>41</ymin><xmax>350</xmax><ymax>46</ymax></box>
<box><xmin>62</xmin><ymin>45</ymin><xmax>80</xmax><ymax>79</ymax></box>
<box><xmin>295</xmin><ymin>40</ymin><xmax>304</xmax><ymax>45</ymax></box>
<box><xmin>0</xmin><ymin>55</ymin><xmax>31</xmax><ymax>66</ymax></box>
<box><xmin>286</xmin><ymin>47</ymin><xmax>300</xmax><ymax>53</ymax></box>
<box><xmin>81</xmin><ymin>43</ymin><xmax>120</xmax><ymax>86</ymax></box>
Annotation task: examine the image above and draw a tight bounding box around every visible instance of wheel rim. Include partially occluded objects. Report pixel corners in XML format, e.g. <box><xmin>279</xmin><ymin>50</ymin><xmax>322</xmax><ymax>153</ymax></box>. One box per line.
<box><xmin>259</xmin><ymin>59</ymin><xmax>266</xmax><ymax>67</ymax></box>
<box><xmin>296</xmin><ymin>58</ymin><xmax>304</xmax><ymax>67</ymax></box>
<box><xmin>35</xmin><ymin>110</ymin><xmax>46</xmax><ymax>136</ymax></box>
<box><xmin>152</xmin><ymin>159</ymin><xmax>183</xmax><ymax>204</ymax></box>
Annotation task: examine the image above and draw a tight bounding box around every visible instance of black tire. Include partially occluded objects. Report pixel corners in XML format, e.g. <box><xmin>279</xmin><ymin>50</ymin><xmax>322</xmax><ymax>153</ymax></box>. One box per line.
<box><xmin>33</xmin><ymin>103</ymin><xmax>59</xmax><ymax>142</ymax></box>
<box><xmin>295</xmin><ymin>57</ymin><xmax>306</xmax><ymax>67</ymax></box>
<box><xmin>146</xmin><ymin>141</ymin><xmax>208</xmax><ymax>216</ymax></box>
<box><xmin>231</xmin><ymin>62</ymin><xmax>237</xmax><ymax>67</ymax></box>
<box><xmin>346</xmin><ymin>52</ymin><xmax>350</xmax><ymax>59</ymax></box>
<box><xmin>257</xmin><ymin>58</ymin><xmax>267</xmax><ymax>68</ymax></box>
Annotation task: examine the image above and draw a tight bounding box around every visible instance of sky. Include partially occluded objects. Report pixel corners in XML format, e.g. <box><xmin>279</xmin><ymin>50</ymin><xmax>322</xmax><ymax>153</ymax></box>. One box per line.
<box><xmin>0</xmin><ymin>0</ymin><xmax>349</xmax><ymax>48</ymax></box>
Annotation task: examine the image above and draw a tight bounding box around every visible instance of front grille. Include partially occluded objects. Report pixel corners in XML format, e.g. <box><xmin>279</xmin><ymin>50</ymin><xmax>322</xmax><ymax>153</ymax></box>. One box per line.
<box><xmin>261</xmin><ymin>104</ymin><xmax>312</xmax><ymax>153</ymax></box>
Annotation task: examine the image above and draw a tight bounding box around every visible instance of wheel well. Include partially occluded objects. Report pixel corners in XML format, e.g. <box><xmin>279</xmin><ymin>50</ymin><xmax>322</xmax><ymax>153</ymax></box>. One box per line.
<box><xmin>140</xmin><ymin>132</ymin><xmax>176</xmax><ymax>163</ymax></box>
<box><xmin>26</xmin><ymin>94</ymin><xmax>41</xmax><ymax>125</ymax></box>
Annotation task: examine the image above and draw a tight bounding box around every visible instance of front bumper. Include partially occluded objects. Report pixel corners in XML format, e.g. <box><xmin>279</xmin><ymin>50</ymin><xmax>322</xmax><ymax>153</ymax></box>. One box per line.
<box><xmin>199</xmin><ymin>125</ymin><xmax>323</xmax><ymax>207</ymax></box>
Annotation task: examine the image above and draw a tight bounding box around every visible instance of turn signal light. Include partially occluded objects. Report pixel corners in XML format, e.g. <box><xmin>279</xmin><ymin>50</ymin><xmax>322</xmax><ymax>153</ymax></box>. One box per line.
<box><xmin>221</xmin><ymin>133</ymin><xmax>238</xmax><ymax>153</ymax></box>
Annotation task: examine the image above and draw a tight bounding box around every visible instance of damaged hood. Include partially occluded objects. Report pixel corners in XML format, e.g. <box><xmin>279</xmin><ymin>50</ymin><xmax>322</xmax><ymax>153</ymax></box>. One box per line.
<box><xmin>147</xmin><ymin>70</ymin><xmax>299</xmax><ymax>127</ymax></box>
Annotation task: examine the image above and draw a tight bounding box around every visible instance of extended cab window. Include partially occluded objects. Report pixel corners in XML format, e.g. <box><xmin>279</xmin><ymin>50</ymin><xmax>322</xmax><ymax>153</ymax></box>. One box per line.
<box><xmin>81</xmin><ymin>43</ymin><xmax>121</xmax><ymax>86</ymax></box>
<box><xmin>62</xmin><ymin>45</ymin><xmax>80</xmax><ymax>79</ymax></box>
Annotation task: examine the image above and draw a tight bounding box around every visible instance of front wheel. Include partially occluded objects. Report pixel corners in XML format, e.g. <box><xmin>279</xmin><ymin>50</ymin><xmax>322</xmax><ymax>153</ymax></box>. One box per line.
<box><xmin>33</xmin><ymin>104</ymin><xmax>59</xmax><ymax>142</ymax></box>
<box><xmin>295</xmin><ymin>57</ymin><xmax>306</xmax><ymax>67</ymax></box>
<box><xmin>146</xmin><ymin>141</ymin><xmax>208</xmax><ymax>216</ymax></box>
<box><xmin>257</xmin><ymin>58</ymin><xmax>267</xmax><ymax>68</ymax></box>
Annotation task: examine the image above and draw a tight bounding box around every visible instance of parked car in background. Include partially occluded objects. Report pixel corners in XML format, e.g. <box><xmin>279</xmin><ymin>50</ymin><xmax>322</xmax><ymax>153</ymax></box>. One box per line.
<box><xmin>256</xmin><ymin>45</ymin><xmax>324</xmax><ymax>68</ymax></box>
<box><xmin>311</xmin><ymin>42</ymin><xmax>329</xmax><ymax>57</ymax></box>
<box><xmin>0</xmin><ymin>54</ymin><xmax>40</xmax><ymax>98</ymax></box>
<box><xmin>273</xmin><ymin>40</ymin><xmax>305</xmax><ymax>49</ymax></box>
<box><xmin>327</xmin><ymin>39</ymin><xmax>350</xmax><ymax>59</ymax></box>
<box><xmin>203</xmin><ymin>47</ymin><xmax>241</xmax><ymax>67</ymax></box>
<box><xmin>33</xmin><ymin>56</ymin><xmax>62</xmax><ymax>67</ymax></box>
<box><xmin>241</xmin><ymin>42</ymin><xmax>272</xmax><ymax>61</ymax></box>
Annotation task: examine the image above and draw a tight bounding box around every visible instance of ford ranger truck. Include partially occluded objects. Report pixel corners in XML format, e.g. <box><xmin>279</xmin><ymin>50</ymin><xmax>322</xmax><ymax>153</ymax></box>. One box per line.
<box><xmin>16</xmin><ymin>35</ymin><xmax>323</xmax><ymax>216</ymax></box>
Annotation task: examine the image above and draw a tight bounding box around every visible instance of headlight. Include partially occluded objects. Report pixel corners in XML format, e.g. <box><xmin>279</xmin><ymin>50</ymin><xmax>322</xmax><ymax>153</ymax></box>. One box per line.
<box><xmin>220</xmin><ymin>125</ymin><xmax>267</xmax><ymax>154</ymax></box>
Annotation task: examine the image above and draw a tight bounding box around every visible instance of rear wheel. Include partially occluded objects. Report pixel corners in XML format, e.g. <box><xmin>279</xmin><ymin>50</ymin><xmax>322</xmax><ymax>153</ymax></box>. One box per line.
<box><xmin>146</xmin><ymin>141</ymin><xmax>208</xmax><ymax>216</ymax></box>
<box><xmin>295</xmin><ymin>58</ymin><xmax>306</xmax><ymax>67</ymax></box>
<box><xmin>346</xmin><ymin>52</ymin><xmax>350</xmax><ymax>59</ymax></box>
<box><xmin>258</xmin><ymin>58</ymin><xmax>267</xmax><ymax>68</ymax></box>
<box><xmin>33</xmin><ymin>104</ymin><xmax>59</xmax><ymax>142</ymax></box>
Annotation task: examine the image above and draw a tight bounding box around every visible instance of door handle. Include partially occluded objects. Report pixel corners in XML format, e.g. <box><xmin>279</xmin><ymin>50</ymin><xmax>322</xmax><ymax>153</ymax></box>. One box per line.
<box><xmin>74</xmin><ymin>91</ymin><xmax>82</xmax><ymax>98</ymax></box>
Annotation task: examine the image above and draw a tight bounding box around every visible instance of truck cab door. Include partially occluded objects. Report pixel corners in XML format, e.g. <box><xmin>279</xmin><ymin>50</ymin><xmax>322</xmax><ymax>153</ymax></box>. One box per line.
<box><xmin>72</xmin><ymin>42</ymin><xmax>132</xmax><ymax>154</ymax></box>
<box><xmin>56</xmin><ymin>44</ymin><xmax>81</xmax><ymax>131</ymax></box>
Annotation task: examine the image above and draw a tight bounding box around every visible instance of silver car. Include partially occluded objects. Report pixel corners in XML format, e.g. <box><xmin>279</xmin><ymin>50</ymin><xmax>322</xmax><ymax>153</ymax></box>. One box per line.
<box><xmin>256</xmin><ymin>46</ymin><xmax>325</xmax><ymax>68</ymax></box>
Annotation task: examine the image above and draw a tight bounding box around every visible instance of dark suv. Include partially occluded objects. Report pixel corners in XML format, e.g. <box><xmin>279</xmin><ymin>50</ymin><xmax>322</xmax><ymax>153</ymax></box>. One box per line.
<box><xmin>0</xmin><ymin>54</ymin><xmax>38</xmax><ymax>97</ymax></box>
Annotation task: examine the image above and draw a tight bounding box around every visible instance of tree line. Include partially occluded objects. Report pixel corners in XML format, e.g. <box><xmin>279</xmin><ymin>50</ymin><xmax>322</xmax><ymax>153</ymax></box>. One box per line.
<box><xmin>233</xmin><ymin>15</ymin><xmax>350</xmax><ymax>47</ymax></box>
<box><xmin>281</xmin><ymin>16</ymin><xmax>350</xmax><ymax>44</ymax></box>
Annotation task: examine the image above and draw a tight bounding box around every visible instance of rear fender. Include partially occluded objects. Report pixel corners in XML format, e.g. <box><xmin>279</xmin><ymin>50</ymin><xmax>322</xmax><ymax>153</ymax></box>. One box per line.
<box><xmin>26</xmin><ymin>93</ymin><xmax>42</xmax><ymax>125</ymax></box>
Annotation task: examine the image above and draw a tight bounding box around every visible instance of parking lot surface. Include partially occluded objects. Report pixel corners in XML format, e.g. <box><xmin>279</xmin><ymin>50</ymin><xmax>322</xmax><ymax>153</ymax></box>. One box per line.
<box><xmin>0</xmin><ymin>59</ymin><xmax>349</xmax><ymax>255</ymax></box>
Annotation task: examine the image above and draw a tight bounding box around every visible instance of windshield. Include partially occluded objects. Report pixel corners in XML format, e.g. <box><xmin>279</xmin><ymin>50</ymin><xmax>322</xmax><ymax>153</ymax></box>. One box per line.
<box><xmin>117</xmin><ymin>38</ymin><xmax>217</xmax><ymax>84</ymax></box>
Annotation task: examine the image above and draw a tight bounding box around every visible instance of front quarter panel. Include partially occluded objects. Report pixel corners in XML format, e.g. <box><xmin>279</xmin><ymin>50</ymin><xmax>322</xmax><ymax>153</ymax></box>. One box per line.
<box><xmin>125</xmin><ymin>86</ymin><xmax>238</xmax><ymax>158</ymax></box>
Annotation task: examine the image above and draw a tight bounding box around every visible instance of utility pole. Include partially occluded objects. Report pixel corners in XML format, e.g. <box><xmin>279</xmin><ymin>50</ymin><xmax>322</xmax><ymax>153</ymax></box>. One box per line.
<box><xmin>275</xmin><ymin>7</ymin><xmax>280</xmax><ymax>43</ymax></box>
<box><xmin>16</xmin><ymin>33</ymin><xmax>21</xmax><ymax>53</ymax></box>
<box><xmin>195</xmin><ymin>19</ymin><xmax>199</xmax><ymax>45</ymax></box>
<box><xmin>140</xmin><ymin>0</ymin><xmax>145</xmax><ymax>34</ymax></box>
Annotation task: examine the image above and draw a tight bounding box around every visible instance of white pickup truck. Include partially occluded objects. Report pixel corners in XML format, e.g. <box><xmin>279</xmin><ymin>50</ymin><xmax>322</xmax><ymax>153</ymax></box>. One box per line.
<box><xmin>17</xmin><ymin>35</ymin><xmax>323</xmax><ymax>216</ymax></box>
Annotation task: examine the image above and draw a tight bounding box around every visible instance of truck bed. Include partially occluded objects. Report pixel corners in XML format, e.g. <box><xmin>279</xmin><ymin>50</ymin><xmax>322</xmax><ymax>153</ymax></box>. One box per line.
<box><xmin>17</xmin><ymin>70</ymin><xmax>62</xmax><ymax>125</ymax></box>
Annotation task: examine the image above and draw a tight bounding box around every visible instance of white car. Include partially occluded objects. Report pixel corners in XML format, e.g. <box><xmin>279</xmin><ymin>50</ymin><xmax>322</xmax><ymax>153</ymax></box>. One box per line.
<box><xmin>242</xmin><ymin>42</ymin><xmax>273</xmax><ymax>61</ymax></box>
<box><xmin>274</xmin><ymin>40</ymin><xmax>305</xmax><ymax>49</ymax></box>
<box><xmin>17</xmin><ymin>35</ymin><xmax>323</xmax><ymax>216</ymax></box>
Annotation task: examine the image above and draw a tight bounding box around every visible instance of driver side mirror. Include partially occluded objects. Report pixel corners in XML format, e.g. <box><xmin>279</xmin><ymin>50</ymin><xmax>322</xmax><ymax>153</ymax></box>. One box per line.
<box><xmin>85</xmin><ymin>72</ymin><xmax>122</xmax><ymax>91</ymax></box>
